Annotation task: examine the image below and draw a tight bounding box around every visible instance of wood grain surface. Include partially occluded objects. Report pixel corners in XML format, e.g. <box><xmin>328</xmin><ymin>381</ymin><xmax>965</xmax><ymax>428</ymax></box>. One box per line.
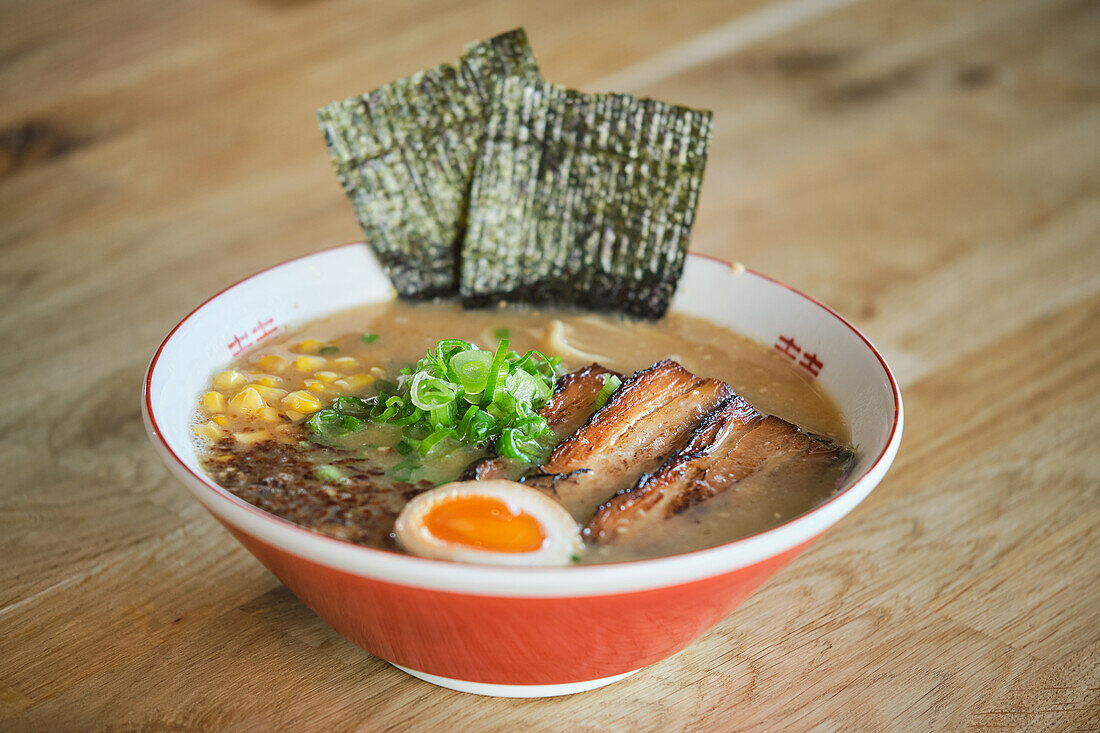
<box><xmin>2</xmin><ymin>0</ymin><xmax>1098</xmax><ymax>729</ymax></box>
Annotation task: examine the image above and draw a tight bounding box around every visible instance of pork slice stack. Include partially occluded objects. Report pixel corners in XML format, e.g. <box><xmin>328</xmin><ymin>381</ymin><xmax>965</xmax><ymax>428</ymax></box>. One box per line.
<box><xmin>522</xmin><ymin>359</ymin><xmax>734</xmax><ymax>522</ymax></box>
<box><xmin>586</xmin><ymin>399</ymin><xmax>853</xmax><ymax>543</ymax></box>
<box><xmin>467</xmin><ymin>359</ymin><xmax>854</xmax><ymax>535</ymax></box>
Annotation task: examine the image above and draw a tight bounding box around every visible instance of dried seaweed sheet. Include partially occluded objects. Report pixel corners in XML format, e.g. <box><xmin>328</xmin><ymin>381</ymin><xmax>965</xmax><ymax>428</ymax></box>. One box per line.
<box><xmin>317</xmin><ymin>29</ymin><xmax>539</xmax><ymax>298</ymax></box>
<box><xmin>460</xmin><ymin>78</ymin><xmax>713</xmax><ymax>318</ymax></box>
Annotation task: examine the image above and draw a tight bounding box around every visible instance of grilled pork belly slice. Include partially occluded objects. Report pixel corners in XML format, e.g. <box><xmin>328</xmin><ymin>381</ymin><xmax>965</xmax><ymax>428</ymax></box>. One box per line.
<box><xmin>586</xmin><ymin>400</ymin><xmax>853</xmax><ymax>544</ymax></box>
<box><xmin>523</xmin><ymin>359</ymin><xmax>734</xmax><ymax>522</ymax></box>
<box><xmin>541</xmin><ymin>364</ymin><xmax>621</xmax><ymax>436</ymax></box>
<box><xmin>465</xmin><ymin>364</ymin><xmax>619</xmax><ymax>481</ymax></box>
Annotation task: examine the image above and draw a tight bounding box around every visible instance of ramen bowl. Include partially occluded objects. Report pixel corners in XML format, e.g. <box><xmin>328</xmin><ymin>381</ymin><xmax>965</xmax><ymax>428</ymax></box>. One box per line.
<box><xmin>142</xmin><ymin>243</ymin><xmax>902</xmax><ymax>697</ymax></box>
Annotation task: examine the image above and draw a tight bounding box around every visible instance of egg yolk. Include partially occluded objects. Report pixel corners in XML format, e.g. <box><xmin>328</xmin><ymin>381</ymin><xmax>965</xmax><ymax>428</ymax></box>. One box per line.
<box><xmin>424</xmin><ymin>495</ymin><xmax>546</xmax><ymax>553</ymax></box>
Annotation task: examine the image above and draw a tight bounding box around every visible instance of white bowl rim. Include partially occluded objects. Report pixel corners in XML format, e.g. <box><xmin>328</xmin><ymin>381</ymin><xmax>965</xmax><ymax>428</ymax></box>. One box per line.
<box><xmin>143</xmin><ymin>242</ymin><xmax>903</xmax><ymax>598</ymax></box>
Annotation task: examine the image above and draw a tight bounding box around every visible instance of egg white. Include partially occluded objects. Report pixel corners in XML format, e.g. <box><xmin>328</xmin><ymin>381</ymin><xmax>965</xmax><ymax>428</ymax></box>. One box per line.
<box><xmin>394</xmin><ymin>480</ymin><xmax>582</xmax><ymax>566</ymax></box>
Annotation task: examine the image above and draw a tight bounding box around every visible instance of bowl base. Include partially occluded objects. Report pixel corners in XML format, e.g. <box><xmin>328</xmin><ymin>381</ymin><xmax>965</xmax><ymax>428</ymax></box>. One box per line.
<box><xmin>391</xmin><ymin>664</ymin><xmax>641</xmax><ymax>697</ymax></box>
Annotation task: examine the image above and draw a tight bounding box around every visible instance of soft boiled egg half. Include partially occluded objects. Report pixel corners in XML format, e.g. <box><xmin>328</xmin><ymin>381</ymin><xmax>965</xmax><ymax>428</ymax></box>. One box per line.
<box><xmin>394</xmin><ymin>480</ymin><xmax>582</xmax><ymax>566</ymax></box>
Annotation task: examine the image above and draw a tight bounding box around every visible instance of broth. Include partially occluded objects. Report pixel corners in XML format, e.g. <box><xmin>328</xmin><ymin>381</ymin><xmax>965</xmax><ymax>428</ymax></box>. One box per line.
<box><xmin>193</xmin><ymin>300</ymin><xmax>849</xmax><ymax>563</ymax></box>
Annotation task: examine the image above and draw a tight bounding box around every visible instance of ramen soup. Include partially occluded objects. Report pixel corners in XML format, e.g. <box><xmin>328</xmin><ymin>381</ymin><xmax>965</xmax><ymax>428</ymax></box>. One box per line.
<box><xmin>193</xmin><ymin>301</ymin><xmax>852</xmax><ymax>564</ymax></box>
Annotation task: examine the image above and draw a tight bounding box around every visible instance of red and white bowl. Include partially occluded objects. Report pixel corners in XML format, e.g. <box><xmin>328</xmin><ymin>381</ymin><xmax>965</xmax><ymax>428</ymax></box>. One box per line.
<box><xmin>143</xmin><ymin>243</ymin><xmax>902</xmax><ymax>697</ymax></box>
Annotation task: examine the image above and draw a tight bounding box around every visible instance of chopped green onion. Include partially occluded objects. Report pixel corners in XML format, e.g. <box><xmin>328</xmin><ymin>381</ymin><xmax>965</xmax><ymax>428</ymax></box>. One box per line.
<box><xmin>306</xmin><ymin>395</ymin><xmax>381</xmax><ymax>444</ymax></box>
<box><xmin>498</xmin><ymin>417</ymin><xmax>551</xmax><ymax>463</ymax></box>
<box><xmin>339</xmin><ymin>415</ymin><xmax>362</xmax><ymax>432</ymax></box>
<box><xmin>309</xmin><ymin>336</ymin><xmax>562</xmax><ymax>479</ymax></box>
<box><xmin>330</xmin><ymin>396</ymin><xmax>373</xmax><ymax>418</ymax></box>
<box><xmin>505</xmin><ymin>369</ymin><xmax>543</xmax><ymax>403</ymax></box>
<box><xmin>481</xmin><ymin>338</ymin><xmax>511</xmax><ymax>406</ymax></box>
<box><xmin>306</xmin><ymin>411</ymin><xmax>336</xmax><ymax>435</ymax></box>
<box><xmin>319</xmin><ymin>345</ymin><xmax>340</xmax><ymax>355</ymax></box>
<box><xmin>389</xmin><ymin>454</ymin><xmax>420</xmax><ymax>482</ymax></box>
<box><xmin>435</xmin><ymin>339</ymin><xmax>470</xmax><ymax>363</ymax></box>
<box><xmin>410</xmin><ymin>372</ymin><xmax>458</xmax><ymax>410</ymax></box>
<box><xmin>392</xmin><ymin>407</ymin><xmax>422</xmax><ymax>426</ymax></box>
<box><xmin>593</xmin><ymin>375</ymin><xmax>621</xmax><ymax>410</ymax></box>
<box><xmin>314</xmin><ymin>464</ymin><xmax>347</xmax><ymax>483</ymax></box>
<box><xmin>449</xmin><ymin>349</ymin><xmax>493</xmax><ymax>395</ymax></box>
<box><xmin>370</xmin><ymin>395</ymin><xmax>401</xmax><ymax>422</ymax></box>
<box><xmin>360</xmin><ymin>333</ymin><xmax>379</xmax><ymax>343</ymax></box>
<box><xmin>465</xmin><ymin>408</ymin><xmax>498</xmax><ymax>444</ymax></box>
<box><xmin>594</xmin><ymin>374</ymin><xmax>622</xmax><ymax>410</ymax></box>
<box><xmin>394</xmin><ymin>440</ymin><xmax>415</xmax><ymax>456</ymax></box>
<box><xmin>429</xmin><ymin>403</ymin><xmax>453</xmax><ymax>431</ymax></box>
<box><xmin>418</xmin><ymin>428</ymin><xmax>453</xmax><ymax>456</ymax></box>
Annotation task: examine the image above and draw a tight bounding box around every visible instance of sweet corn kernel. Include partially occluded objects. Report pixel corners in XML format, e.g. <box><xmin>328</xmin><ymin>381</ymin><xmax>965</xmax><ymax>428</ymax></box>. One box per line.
<box><xmin>293</xmin><ymin>355</ymin><xmax>327</xmax><ymax>372</ymax></box>
<box><xmin>256</xmin><ymin>375</ymin><xmax>282</xmax><ymax>387</ymax></box>
<box><xmin>212</xmin><ymin>415</ymin><xmax>229</xmax><ymax>426</ymax></box>
<box><xmin>340</xmin><ymin>373</ymin><xmax>376</xmax><ymax>391</ymax></box>
<box><xmin>303</xmin><ymin>379</ymin><xmax>327</xmax><ymax>393</ymax></box>
<box><xmin>201</xmin><ymin>391</ymin><xmax>226</xmax><ymax>413</ymax></box>
<box><xmin>259</xmin><ymin>406</ymin><xmax>282</xmax><ymax>423</ymax></box>
<box><xmin>253</xmin><ymin>385</ymin><xmax>288</xmax><ymax>402</ymax></box>
<box><xmin>369</xmin><ymin>366</ymin><xmax>387</xmax><ymax>378</ymax></box>
<box><xmin>233</xmin><ymin>429</ymin><xmax>271</xmax><ymax>444</ymax></box>
<box><xmin>313</xmin><ymin>370</ymin><xmax>338</xmax><ymax>383</ymax></box>
<box><xmin>213</xmin><ymin>370</ymin><xmax>246</xmax><ymax>389</ymax></box>
<box><xmin>285</xmin><ymin>410</ymin><xmax>305</xmax><ymax>422</ymax></box>
<box><xmin>257</xmin><ymin>354</ymin><xmax>288</xmax><ymax>373</ymax></box>
<box><xmin>229</xmin><ymin>386</ymin><xmax>265</xmax><ymax>416</ymax></box>
<box><xmin>192</xmin><ymin>421</ymin><xmax>223</xmax><ymax>441</ymax></box>
<box><xmin>295</xmin><ymin>339</ymin><xmax>323</xmax><ymax>354</ymax></box>
<box><xmin>332</xmin><ymin>356</ymin><xmax>359</xmax><ymax>369</ymax></box>
<box><xmin>283</xmin><ymin>390</ymin><xmax>322</xmax><ymax>414</ymax></box>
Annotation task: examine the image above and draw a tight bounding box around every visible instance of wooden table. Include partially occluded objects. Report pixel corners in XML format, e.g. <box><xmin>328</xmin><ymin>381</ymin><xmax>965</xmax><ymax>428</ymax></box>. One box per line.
<box><xmin>3</xmin><ymin>0</ymin><xmax>1098</xmax><ymax>728</ymax></box>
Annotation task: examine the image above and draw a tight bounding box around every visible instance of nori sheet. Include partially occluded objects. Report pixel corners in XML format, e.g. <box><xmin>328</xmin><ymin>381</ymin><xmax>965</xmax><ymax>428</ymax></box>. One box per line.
<box><xmin>460</xmin><ymin>77</ymin><xmax>713</xmax><ymax>318</ymax></box>
<box><xmin>316</xmin><ymin>29</ymin><xmax>540</xmax><ymax>298</ymax></box>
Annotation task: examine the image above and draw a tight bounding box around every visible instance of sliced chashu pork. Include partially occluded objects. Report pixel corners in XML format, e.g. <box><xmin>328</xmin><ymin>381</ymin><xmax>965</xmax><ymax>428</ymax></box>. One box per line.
<box><xmin>522</xmin><ymin>359</ymin><xmax>734</xmax><ymax>522</ymax></box>
<box><xmin>586</xmin><ymin>397</ymin><xmax>853</xmax><ymax>544</ymax></box>
<box><xmin>465</xmin><ymin>364</ymin><xmax>619</xmax><ymax>481</ymax></box>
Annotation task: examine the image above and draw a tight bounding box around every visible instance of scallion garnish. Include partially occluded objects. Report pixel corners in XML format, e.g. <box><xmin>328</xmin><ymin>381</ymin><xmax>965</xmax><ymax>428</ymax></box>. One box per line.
<box><xmin>330</xmin><ymin>396</ymin><xmax>373</xmax><ymax>418</ymax></box>
<box><xmin>360</xmin><ymin>333</ymin><xmax>380</xmax><ymax>343</ymax></box>
<box><xmin>593</xmin><ymin>374</ymin><xmax>622</xmax><ymax>410</ymax></box>
<box><xmin>314</xmin><ymin>464</ymin><xmax>347</xmax><ymax>483</ymax></box>
<box><xmin>306</xmin><ymin>337</ymin><xmax>562</xmax><ymax>465</ymax></box>
<box><xmin>306</xmin><ymin>398</ymin><xmax>375</xmax><ymax>443</ymax></box>
<box><xmin>319</xmin><ymin>345</ymin><xmax>340</xmax><ymax>355</ymax></box>
<box><xmin>449</xmin><ymin>349</ymin><xmax>493</xmax><ymax>394</ymax></box>
<box><xmin>409</xmin><ymin>372</ymin><xmax>458</xmax><ymax>410</ymax></box>
<box><xmin>418</xmin><ymin>428</ymin><xmax>453</xmax><ymax>456</ymax></box>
